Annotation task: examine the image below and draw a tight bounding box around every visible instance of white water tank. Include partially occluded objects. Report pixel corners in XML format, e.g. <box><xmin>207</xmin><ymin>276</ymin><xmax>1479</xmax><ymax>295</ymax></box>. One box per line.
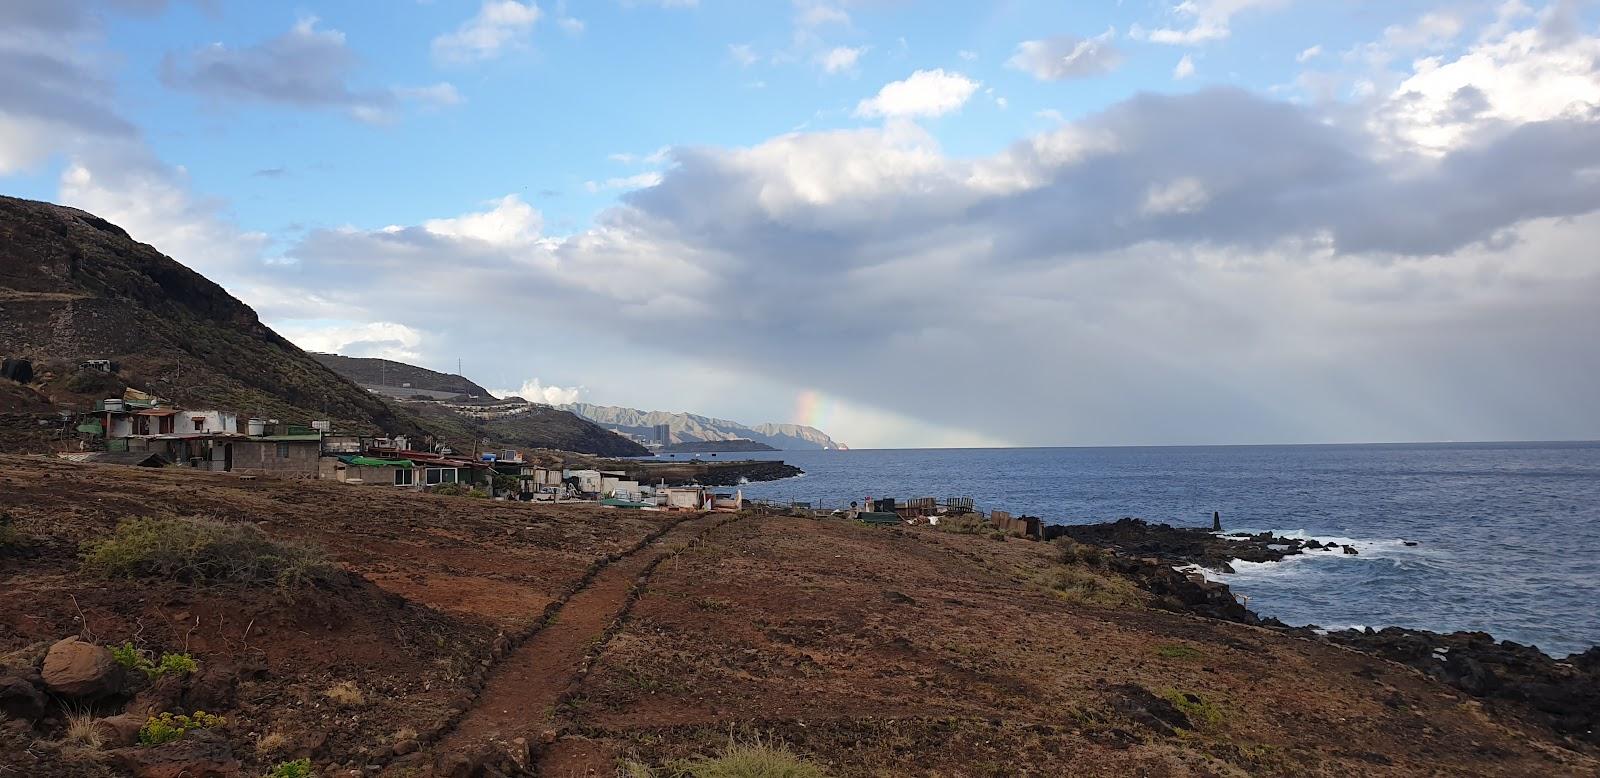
<box><xmin>247</xmin><ymin>418</ymin><xmax>265</xmax><ymax>436</ymax></box>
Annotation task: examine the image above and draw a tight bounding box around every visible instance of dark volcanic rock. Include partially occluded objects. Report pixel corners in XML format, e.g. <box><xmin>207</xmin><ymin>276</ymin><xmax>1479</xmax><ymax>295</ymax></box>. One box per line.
<box><xmin>1045</xmin><ymin>517</ymin><xmax>1314</xmax><ymax>572</ymax></box>
<box><xmin>1324</xmin><ymin>627</ymin><xmax>1600</xmax><ymax>746</ymax></box>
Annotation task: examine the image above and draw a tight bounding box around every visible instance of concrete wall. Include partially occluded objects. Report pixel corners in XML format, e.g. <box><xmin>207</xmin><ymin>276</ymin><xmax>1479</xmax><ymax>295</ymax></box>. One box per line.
<box><xmin>231</xmin><ymin>440</ymin><xmax>320</xmax><ymax>478</ymax></box>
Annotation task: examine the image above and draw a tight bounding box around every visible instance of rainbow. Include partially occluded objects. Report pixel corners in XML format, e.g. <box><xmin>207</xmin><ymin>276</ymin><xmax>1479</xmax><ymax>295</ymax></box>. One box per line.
<box><xmin>793</xmin><ymin>389</ymin><xmax>831</xmax><ymax>431</ymax></box>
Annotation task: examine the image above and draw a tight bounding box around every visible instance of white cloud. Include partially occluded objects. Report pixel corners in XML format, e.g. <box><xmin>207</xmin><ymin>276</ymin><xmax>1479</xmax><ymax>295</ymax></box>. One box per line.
<box><xmin>1372</xmin><ymin>5</ymin><xmax>1600</xmax><ymax>152</ymax></box>
<box><xmin>794</xmin><ymin>1</ymin><xmax>849</xmax><ymax>28</ymax></box>
<box><xmin>422</xmin><ymin>195</ymin><xmax>544</xmax><ymax>246</ymax></box>
<box><xmin>277</xmin><ymin>321</ymin><xmax>426</xmax><ymax>362</ymax></box>
<box><xmin>493</xmin><ymin>378</ymin><xmax>584</xmax><ymax>405</ymax></box>
<box><xmin>395</xmin><ymin>82</ymin><xmax>464</xmax><ymax>107</ymax></box>
<box><xmin>1138</xmin><ymin>0</ymin><xmax>1289</xmax><ymax>45</ymax></box>
<box><xmin>728</xmin><ymin>42</ymin><xmax>759</xmax><ymax>66</ymax></box>
<box><xmin>817</xmin><ymin>45</ymin><xmax>866</xmax><ymax>74</ymax></box>
<box><xmin>854</xmin><ymin>69</ymin><xmax>979</xmax><ymax>119</ymax></box>
<box><xmin>1007</xmin><ymin>29</ymin><xmax>1123</xmax><ymax>81</ymax></box>
<box><xmin>958</xmin><ymin>49</ymin><xmax>978</xmax><ymax>62</ymax></box>
<box><xmin>1173</xmin><ymin>54</ymin><xmax>1196</xmax><ymax>79</ymax></box>
<box><xmin>432</xmin><ymin>0</ymin><xmax>541</xmax><ymax>63</ymax></box>
<box><xmin>1296</xmin><ymin>44</ymin><xmax>1322</xmax><ymax>63</ymax></box>
<box><xmin>584</xmin><ymin>172</ymin><xmax>665</xmax><ymax>193</ymax></box>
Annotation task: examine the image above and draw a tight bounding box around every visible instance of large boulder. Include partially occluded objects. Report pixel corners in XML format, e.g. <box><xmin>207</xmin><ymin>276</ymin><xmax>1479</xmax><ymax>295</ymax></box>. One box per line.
<box><xmin>0</xmin><ymin>669</ymin><xmax>46</xmax><ymax>720</ymax></box>
<box><xmin>41</xmin><ymin>637</ymin><xmax>122</xmax><ymax>698</ymax></box>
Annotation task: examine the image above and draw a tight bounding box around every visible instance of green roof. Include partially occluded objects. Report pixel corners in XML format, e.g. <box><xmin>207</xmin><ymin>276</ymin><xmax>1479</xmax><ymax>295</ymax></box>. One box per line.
<box><xmin>339</xmin><ymin>455</ymin><xmax>413</xmax><ymax>468</ymax></box>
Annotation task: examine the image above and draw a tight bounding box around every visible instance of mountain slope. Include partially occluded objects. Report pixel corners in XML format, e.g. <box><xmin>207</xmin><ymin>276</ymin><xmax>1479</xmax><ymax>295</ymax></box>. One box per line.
<box><xmin>310</xmin><ymin>353</ymin><xmax>493</xmax><ymax>398</ymax></box>
<box><xmin>559</xmin><ymin>402</ymin><xmax>846</xmax><ymax>450</ymax></box>
<box><xmin>0</xmin><ymin>195</ymin><xmax>415</xmax><ymax>434</ymax></box>
<box><xmin>0</xmin><ymin>195</ymin><xmax>644</xmax><ymax>456</ymax></box>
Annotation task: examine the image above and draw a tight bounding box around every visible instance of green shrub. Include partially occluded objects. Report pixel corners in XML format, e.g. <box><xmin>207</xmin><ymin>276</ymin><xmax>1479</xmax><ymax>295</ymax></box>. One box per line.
<box><xmin>138</xmin><ymin>711</ymin><xmax>225</xmax><ymax>745</ymax></box>
<box><xmin>1054</xmin><ymin>538</ymin><xmax>1108</xmax><ymax>566</ymax></box>
<box><xmin>264</xmin><ymin>758</ymin><xmax>313</xmax><ymax>778</ymax></box>
<box><xmin>933</xmin><ymin>514</ymin><xmax>988</xmax><ymax>535</ymax></box>
<box><xmin>1161</xmin><ymin>689</ymin><xmax>1223</xmax><ymax>729</ymax></box>
<box><xmin>1155</xmin><ymin>643</ymin><xmax>1203</xmax><ymax>660</ymax></box>
<box><xmin>113</xmin><ymin>642</ymin><xmax>199</xmax><ymax>679</ymax></box>
<box><xmin>1045</xmin><ymin>566</ymin><xmax>1144</xmax><ymax>608</ymax></box>
<box><xmin>83</xmin><ymin>516</ymin><xmax>335</xmax><ymax>594</ymax></box>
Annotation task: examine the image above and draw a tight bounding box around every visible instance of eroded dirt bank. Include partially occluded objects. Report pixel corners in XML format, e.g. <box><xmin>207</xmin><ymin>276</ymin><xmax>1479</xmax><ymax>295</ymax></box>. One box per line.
<box><xmin>2</xmin><ymin>456</ymin><xmax>1596</xmax><ymax>777</ymax></box>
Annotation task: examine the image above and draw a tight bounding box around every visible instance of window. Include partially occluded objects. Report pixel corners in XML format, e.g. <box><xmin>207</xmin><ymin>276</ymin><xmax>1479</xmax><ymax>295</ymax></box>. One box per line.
<box><xmin>394</xmin><ymin>468</ymin><xmax>414</xmax><ymax>486</ymax></box>
<box><xmin>192</xmin><ymin>418</ymin><xmax>205</xmax><ymax>432</ymax></box>
<box><xmin>425</xmin><ymin>468</ymin><xmax>458</xmax><ymax>485</ymax></box>
<box><xmin>276</xmin><ymin>442</ymin><xmax>290</xmax><ymax>458</ymax></box>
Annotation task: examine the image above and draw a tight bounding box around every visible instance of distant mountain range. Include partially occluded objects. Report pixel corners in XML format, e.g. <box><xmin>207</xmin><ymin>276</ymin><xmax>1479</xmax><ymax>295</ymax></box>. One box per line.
<box><xmin>558</xmin><ymin>403</ymin><xmax>846</xmax><ymax>450</ymax></box>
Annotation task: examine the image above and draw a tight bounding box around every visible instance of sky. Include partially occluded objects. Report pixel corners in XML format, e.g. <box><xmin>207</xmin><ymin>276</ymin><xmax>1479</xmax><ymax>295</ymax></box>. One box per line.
<box><xmin>3</xmin><ymin>0</ymin><xmax>1600</xmax><ymax>448</ymax></box>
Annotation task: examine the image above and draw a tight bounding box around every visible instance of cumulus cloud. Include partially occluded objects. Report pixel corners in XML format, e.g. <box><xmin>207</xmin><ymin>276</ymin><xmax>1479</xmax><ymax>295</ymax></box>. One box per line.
<box><xmin>276</xmin><ymin>321</ymin><xmax>426</xmax><ymax>362</ymax></box>
<box><xmin>432</xmin><ymin>0</ymin><xmax>542</xmax><ymax>63</ymax></box>
<box><xmin>161</xmin><ymin>18</ymin><xmax>461</xmax><ymax>122</ymax></box>
<box><xmin>1007</xmin><ymin>29</ymin><xmax>1123</xmax><ymax>81</ymax></box>
<box><xmin>855</xmin><ymin>69</ymin><xmax>979</xmax><ymax>118</ymax></box>
<box><xmin>493</xmin><ymin>378</ymin><xmax>583</xmax><ymax>405</ymax></box>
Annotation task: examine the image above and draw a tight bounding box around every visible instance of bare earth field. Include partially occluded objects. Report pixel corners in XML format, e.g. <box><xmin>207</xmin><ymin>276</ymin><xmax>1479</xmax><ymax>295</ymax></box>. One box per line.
<box><xmin>1</xmin><ymin>454</ymin><xmax>1595</xmax><ymax>777</ymax></box>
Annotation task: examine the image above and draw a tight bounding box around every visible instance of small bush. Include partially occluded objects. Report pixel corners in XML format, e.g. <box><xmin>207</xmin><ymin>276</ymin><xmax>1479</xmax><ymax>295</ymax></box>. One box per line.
<box><xmin>0</xmin><ymin>512</ymin><xmax>21</xmax><ymax>547</ymax></box>
<box><xmin>264</xmin><ymin>758</ymin><xmax>313</xmax><ymax>778</ymax></box>
<box><xmin>1161</xmin><ymin>689</ymin><xmax>1223</xmax><ymax>729</ymax></box>
<box><xmin>1045</xmin><ymin>567</ymin><xmax>1144</xmax><ymax>608</ymax></box>
<box><xmin>693</xmin><ymin>597</ymin><xmax>731</xmax><ymax>612</ymax></box>
<box><xmin>660</xmin><ymin>740</ymin><xmax>826</xmax><ymax>778</ymax></box>
<box><xmin>138</xmin><ymin>711</ymin><xmax>225</xmax><ymax>745</ymax></box>
<box><xmin>934</xmin><ymin>514</ymin><xmax>988</xmax><ymax>535</ymax></box>
<box><xmin>1054</xmin><ymin>538</ymin><xmax>1108</xmax><ymax>567</ymax></box>
<box><xmin>111</xmin><ymin>642</ymin><xmax>198</xmax><ymax>680</ymax></box>
<box><xmin>83</xmin><ymin>517</ymin><xmax>335</xmax><ymax>594</ymax></box>
<box><xmin>1155</xmin><ymin>643</ymin><xmax>1203</xmax><ymax>660</ymax></box>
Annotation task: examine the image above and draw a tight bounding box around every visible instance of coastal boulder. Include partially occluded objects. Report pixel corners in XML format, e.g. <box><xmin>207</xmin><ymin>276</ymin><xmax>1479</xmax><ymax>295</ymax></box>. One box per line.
<box><xmin>41</xmin><ymin>637</ymin><xmax>122</xmax><ymax>698</ymax></box>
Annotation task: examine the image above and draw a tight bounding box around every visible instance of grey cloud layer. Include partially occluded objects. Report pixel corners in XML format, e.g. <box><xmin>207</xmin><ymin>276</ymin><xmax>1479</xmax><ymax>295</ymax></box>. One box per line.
<box><xmin>274</xmin><ymin>84</ymin><xmax>1600</xmax><ymax>444</ymax></box>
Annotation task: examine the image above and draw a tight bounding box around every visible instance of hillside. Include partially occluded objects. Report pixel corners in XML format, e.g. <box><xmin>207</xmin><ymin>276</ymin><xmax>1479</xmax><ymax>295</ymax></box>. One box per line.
<box><xmin>309</xmin><ymin>353</ymin><xmax>493</xmax><ymax>398</ymax></box>
<box><xmin>0</xmin><ymin>195</ymin><xmax>416</xmax><ymax>435</ymax></box>
<box><xmin>2</xmin><ymin>456</ymin><xmax>1593</xmax><ymax>777</ymax></box>
<box><xmin>0</xmin><ymin>195</ymin><xmax>644</xmax><ymax>457</ymax></box>
<box><xmin>560</xmin><ymin>402</ymin><xmax>846</xmax><ymax>450</ymax></box>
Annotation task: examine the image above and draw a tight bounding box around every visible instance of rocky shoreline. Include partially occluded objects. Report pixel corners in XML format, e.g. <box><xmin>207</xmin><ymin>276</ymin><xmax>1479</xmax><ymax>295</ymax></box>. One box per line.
<box><xmin>1055</xmin><ymin>517</ymin><xmax>1600</xmax><ymax>749</ymax></box>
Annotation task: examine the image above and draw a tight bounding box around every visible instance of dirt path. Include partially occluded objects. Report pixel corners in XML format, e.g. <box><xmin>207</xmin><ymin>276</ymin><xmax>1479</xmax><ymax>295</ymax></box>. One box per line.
<box><xmin>416</xmin><ymin>511</ymin><xmax>735</xmax><ymax>776</ymax></box>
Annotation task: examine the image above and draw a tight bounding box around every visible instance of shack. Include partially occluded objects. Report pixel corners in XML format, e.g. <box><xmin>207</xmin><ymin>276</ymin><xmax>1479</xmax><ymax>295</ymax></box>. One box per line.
<box><xmin>320</xmin><ymin>454</ymin><xmax>417</xmax><ymax>487</ymax></box>
<box><xmin>229</xmin><ymin>434</ymin><xmax>322</xmax><ymax>478</ymax></box>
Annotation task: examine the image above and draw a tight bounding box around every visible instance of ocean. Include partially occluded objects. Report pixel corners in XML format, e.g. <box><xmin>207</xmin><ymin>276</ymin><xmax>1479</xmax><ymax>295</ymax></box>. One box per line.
<box><xmin>712</xmin><ymin>442</ymin><xmax>1600</xmax><ymax>658</ymax></box>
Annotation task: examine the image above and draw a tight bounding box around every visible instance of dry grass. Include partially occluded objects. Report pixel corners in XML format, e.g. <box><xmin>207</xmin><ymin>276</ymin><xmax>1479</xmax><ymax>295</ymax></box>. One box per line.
<box><xmin>256</xmin><ymin>730</ymin><xmax>291</xmax><ymax>755</ymax></box>
<box><xmin>323</xmin><ymin>680</ymin><xmax>366</xmax><ymax>706</ymax></box>
<box><xmin>63</xmin><ymin>708</ymin><xmax>104</xmax><ymax>750</ymax></box>
<box><xmin>624</xmin><ymin>738</ymin><xmax>827</xmax><ymax>778</ymax></box>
